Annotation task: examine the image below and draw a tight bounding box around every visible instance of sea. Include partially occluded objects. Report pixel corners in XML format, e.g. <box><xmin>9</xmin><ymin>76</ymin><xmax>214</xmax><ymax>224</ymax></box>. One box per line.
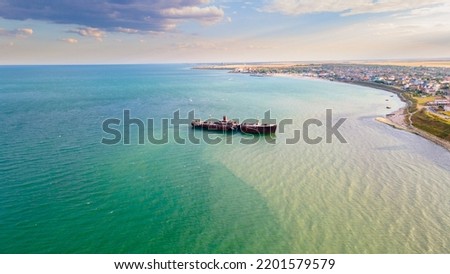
<box><xmin>0</xmin><ymin>64</ymin><xmax>449</xmax><ymax>253</ymax></box>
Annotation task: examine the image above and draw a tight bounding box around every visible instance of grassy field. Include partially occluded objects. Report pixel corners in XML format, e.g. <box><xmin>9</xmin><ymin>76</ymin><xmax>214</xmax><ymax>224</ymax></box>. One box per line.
<box><xmin>403</xmin><ymin>92</ymin><xmax>450</xmax><ymax>142</ymax></box>
<box><xmin>428</xmin><ymin>112</ymin><xmax>450</xmax><ymax>125</ymax></box>
<box><xmin>415</xmin><ymin>96</ymin><xmax>437</xmax><ymax>105</ymax></box>
<box><xmin>404</xmin><ymin>93</ymin><xmax>418</xmax><ymax>113</ymax></box>
<box><xmin>411</xmin><ymin>109</ymin><xmax>450</xmax><ymax>142</ymax></box>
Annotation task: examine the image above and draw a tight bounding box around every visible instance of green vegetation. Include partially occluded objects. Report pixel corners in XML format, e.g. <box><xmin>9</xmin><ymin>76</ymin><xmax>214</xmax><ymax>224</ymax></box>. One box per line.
<box><xmin>403</xmin><ymin>93</ymin><xmax>418</xmax><ymax>113</ymax></box>
<box><xmin>402</xmin><ymin>91</ymin><xmax>450</xmax><ymax>143</ymax></box>
<box><xmin>415</xmin><ymin>96</ymin><xmax>436</xmax><ymax>105</ymax></box>
<box><xmin>427</xmin><ymin>112</ymin><xmax>450</xmax><ymax>125</ymax></box>
<box><xmin>411</xmin><ymin>109</ymin><xmax>450</xmax><ymax>142</ymax></box>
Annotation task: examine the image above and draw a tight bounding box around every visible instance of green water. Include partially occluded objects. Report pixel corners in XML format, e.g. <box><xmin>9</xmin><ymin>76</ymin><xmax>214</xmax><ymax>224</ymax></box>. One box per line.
<box><xmin>0</xmin><ymin>65</ymin><xmax>449</xmax><ymax>253</ymax></box>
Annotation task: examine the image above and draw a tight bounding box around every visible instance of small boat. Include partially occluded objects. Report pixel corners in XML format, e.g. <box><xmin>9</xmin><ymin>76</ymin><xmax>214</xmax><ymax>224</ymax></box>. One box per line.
<box><xmin>240</xmin><ymin>121</ymin><xmax>277</xmax><ymax>134</ymax></box>
<box><xmin>191</xmin><ymin>116</ymin><xmax>239</xmax><ymax>131</ymax></box>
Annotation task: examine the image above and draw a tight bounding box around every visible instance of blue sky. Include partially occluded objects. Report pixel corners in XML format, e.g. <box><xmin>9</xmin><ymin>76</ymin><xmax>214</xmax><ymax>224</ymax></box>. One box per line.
<box><xmin>0</xmin><ymin>0</ymin><xmax>449</xmax><ymax>64</ymax></box>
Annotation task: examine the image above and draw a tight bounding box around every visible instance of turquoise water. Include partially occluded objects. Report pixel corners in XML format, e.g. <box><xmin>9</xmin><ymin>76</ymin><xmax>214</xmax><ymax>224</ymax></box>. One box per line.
<box><xmin>0</xmin><ymin>65</ymin><xmax>449</xmax><ymax>253</ymax></box>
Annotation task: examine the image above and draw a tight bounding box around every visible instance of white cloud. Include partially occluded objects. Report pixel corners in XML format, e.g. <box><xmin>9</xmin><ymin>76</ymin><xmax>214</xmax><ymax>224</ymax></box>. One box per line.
<box><xmin>60</xmin><ymin>38</ymin><xmax>78</xmax><ymax>44</ymax></box>
<box><xmin>114</xmin><ymin>27</ymin><xmax>162</xmax><ymax>35</ymax></box>
<box><xmin>365</xmin><ymin>2</ymin><xmax>450</xmax><ymax>38</ymax></box>
<box><xmin>261</xmin><ymin>0</ymin><xmax>448</xmax><ymax>16</ymax></box>
<box><xmin>277</xmin><ymin>2</ymin><xmax>450</xmax><ymax>60</ymax></box>
<box><xmin>69</xmin><ymin>27</ymin><xmax>105</xmax><ymax>41</ymax></box>
<box><xmin>0</xmin><ymin>27</ymin><xmax>33</xmax><ymax>37</ymax></box>
<box><xmin>395</xmin><ymin>1</ymin><xmax>450</xmax><ymax>19</ymax></box>
<box><xmin>17</xmin><ymin>28</ymin><xmax>33</xmax><ymax>36</ymax></box>
<box><xmin>115</xmin><ymin>27</ymin><xmax>139</xmax><ymax>34</ymax></box>
<box><xmin>161</xmin><ymin>6</ymin><xmax>224</xmax><ymax>23</ymax></box>
<box><xmin>343</xmin><ymin>0</ymin><xmax>447</xmax><ymax>16</ymax></box>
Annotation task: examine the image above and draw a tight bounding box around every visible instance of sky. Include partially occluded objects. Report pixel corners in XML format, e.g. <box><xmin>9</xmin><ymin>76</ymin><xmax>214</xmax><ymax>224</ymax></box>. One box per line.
<box><xmin>0</xmin><ymin>0</ymin><xmax>449</xmax><ymax>64</ymax></box>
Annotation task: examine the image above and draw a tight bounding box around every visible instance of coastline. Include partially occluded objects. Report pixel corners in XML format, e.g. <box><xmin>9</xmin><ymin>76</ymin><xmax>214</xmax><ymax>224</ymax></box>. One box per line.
<box><xmin>343</xmin><ymin>81</ymin><xmax>450</xmax><ymax>151</ymax></box>
<box><xmin>218</xmin><ymin>69</ymin><xmax>450</xmax><ymax>152</ymax></box>
<box><xmin>300</xmin><ymin>76</ymin><xmax>450</xmax><ymax>152</ymax></box>
<box><xmin>316</xmin><ymin>78</ymin><xmax>450</xmax><ymax>151</ymax></box>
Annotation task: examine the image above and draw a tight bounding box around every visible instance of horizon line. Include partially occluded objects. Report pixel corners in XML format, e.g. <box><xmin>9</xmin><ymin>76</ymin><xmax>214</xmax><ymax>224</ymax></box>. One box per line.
<box><xmin>1</xmin><ymin>57</ymin><xmax>450</xmax><ymax>66</ymax></box>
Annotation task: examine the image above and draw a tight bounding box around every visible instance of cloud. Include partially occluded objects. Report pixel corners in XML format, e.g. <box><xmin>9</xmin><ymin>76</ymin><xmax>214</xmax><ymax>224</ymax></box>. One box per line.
<box><xmin>0</xmin><ymin>27</ymin><xmax>33</xmax><ymax>37</ymax></box>
<box><xmin>114</xmin><ymin>27</ymin><xmax>161</xmax><ymax>35</ymax></box>
<box><xmin>68</xmin><ymin>27</ymin><xmax>105</xmax><ymax>41</ymax></box>
<box><xmin>161</xmin><ymin>6</ymin><xmax>224</xmax><ymax>23</ymax></box>
<box><xmin>60</xmin><ymin>38</ymin><xmax>78</xmax><ymax>44</ymax></box>
<box><xmin>17</xmin><ymin>28</ymin><xmax>33</xmax><ymax>36</ymax></box>
<box><xmin>0</xmin><ymin>0</ymin><xmax>224</xmax><ymax>33</ymax></box>
<box><xmin>395</xmin><ymin>1</ymin><xmax>450</xmax><ymax>19</ymax></box>
<box><xmin>115</xmin><ymin>27</ymin><xmax>140</xmax><ymax>34</ymax></box>
<box><xmin>261</xmin><ymin>0</ymin><xmax>448</xmax><ymax>16</ymax></box>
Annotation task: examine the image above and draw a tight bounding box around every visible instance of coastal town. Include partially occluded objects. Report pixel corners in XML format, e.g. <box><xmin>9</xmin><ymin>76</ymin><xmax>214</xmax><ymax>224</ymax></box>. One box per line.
<box><xmin>233</xmin><ymin>63</ymin><xmax>450</xmax><ymax>102</ymax></box>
